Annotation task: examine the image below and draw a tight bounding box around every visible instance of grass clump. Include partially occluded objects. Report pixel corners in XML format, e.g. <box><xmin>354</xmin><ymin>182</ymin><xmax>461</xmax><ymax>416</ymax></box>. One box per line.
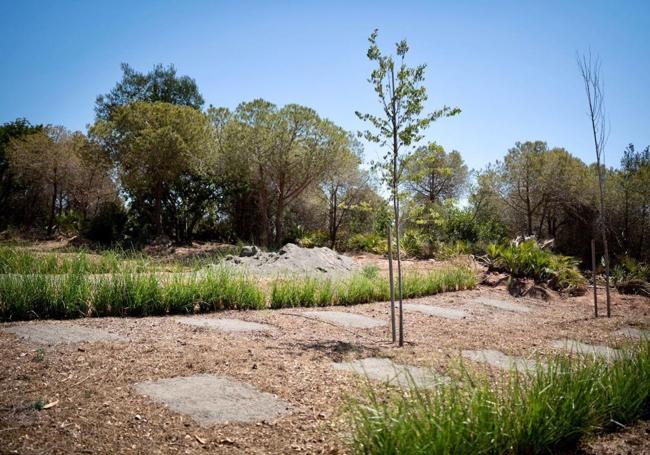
<box><xmin>0</xmin><ymin>268</ymin><xmax>263</xmax><ymax>321</ymax></box>
<box><xmin>269</xmin><ymin>266</ymin><xmax>477</xmax><ymax>309</ymax></box>
<box><xmin>485</xmin><ymin>240</ymin><xmax>587</xmax><ymax>293</ymax></box>
<box><xmin>348</xmin><ymin>340</ymin><xmax>650</xmax><ymax>455</ymax></box>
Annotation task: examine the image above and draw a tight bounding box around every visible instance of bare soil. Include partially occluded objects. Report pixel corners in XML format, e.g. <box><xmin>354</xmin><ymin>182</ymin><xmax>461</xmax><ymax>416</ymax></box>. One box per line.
<box><xmin>1</xmin><ymin>283</ymin><xmax>649</xmax><ymax>453</ymax></box>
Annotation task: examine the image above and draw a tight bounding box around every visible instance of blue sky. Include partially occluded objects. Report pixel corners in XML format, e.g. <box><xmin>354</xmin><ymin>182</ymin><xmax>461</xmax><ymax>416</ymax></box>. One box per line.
<box><xmin>1</xmin><ymin>0</ymin><xmax>648</xmax><ymax>171</ymax></box>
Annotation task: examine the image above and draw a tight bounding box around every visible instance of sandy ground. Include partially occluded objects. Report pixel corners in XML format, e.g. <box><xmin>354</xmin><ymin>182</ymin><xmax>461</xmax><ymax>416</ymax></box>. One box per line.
<box><xmin>1</xmin><ymin>284</ymin><xmax>649</xmax><ymax>454</ymax></box>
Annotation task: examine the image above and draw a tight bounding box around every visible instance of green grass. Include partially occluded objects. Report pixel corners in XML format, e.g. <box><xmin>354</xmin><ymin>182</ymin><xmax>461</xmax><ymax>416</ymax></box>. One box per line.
<box><xmin>0</xmin><ymin>251</ymin><xmax>477</xmax><ymax>320</ymax></box>
<box><xmin>347</xmin><ymin>340</ymin><xmax>650</xmax><ymax>455</ymax></box>
<box><xmin>270</xmin><ymin>266</ymin><xmax>477</xmax><ymax>309</ymax></box>
<box><xmin>0</xmin><ymin>268</ymin><xmax>264</xmax><ymax>320</ymax></box>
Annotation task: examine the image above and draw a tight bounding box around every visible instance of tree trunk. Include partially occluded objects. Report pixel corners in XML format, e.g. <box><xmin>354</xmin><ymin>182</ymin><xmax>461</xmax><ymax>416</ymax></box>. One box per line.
<box><xmin>388</xmin><ymin>225</ymin><xmax>396</xmax><ymax>343</ymax></box>
<box><xmin>47</xmin><ymin>180</ymin><xmax>58</xmax><ymax>236</ymax></box>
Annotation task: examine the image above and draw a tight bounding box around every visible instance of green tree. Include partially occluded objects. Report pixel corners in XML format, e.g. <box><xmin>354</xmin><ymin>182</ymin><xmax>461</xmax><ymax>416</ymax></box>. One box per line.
<box><xmin>404</xmin><ymin>142</ymin><xmax>468</xmax><ymax>204</ymax></box>
<box><xmin>95</xmin><ymin>63</ymin><xmax>204</xmax><ymax>120</ymax></box>
<box><xmin>91</xmin><ymin>101</ymin><xmax>216</xmax><ymax>239</ymax></box>
<box><xmin>228</xmin><ymin>99</ymin><xmax>349</xmax><ymax>246</ymax></box>
<box><xmin>356</xmin><ymin>29</ymin><xmax>460</xmax><ymax>346</ymax></box>
<box><xmin>7</xmin><ymin>126</ymin><xmax>115</xmax><ymax>235</ymax></box>
<box><xmin>0</xmin><ymin>118</ymin><xmax>43</xmax><ymax>227</ymax></box>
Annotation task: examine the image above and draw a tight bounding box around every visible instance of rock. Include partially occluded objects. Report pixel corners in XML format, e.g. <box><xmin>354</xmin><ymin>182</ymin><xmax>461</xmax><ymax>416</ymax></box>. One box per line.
<box><xmin>240</xmin><ymin>245</ymin><xmax>259</xmax><ymax>257</ymax></box>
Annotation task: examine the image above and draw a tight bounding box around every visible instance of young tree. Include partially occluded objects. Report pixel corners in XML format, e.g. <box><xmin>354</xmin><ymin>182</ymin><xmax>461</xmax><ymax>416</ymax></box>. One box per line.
<box><xmin>578</xmin><ymin>51</ymin><xmax>611</xmax><ymax>317</ymax></box>
<box><xmin>356</xmin><ymin>30</ymin><xmax>460</xmax><ymax>346</ymax></box>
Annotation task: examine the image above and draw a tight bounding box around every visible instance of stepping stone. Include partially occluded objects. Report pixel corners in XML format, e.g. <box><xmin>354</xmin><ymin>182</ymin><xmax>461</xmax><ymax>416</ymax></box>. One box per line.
<box><xmin>551</xmin><ymin>339</ymin><xmax>619</xmax><ymax>357</ymax></box>
<box><xmin>614</xmin><ymin>326</ymin><xmax>650</xmax><ymax>338</ymax></box>
<box><xmin>134</xmin><ymin>375</ymin><xmax>290</xmax><ymax>425</ymax></box>
<box><xmin>403</xmin><ymin>304</ymin><xmax>468</xmax><ymax>320</ymax></box>
<box><xmin>302</xmin><ymin>311</ymin><xmax>383</xmax><ymax>329</ymax></box>
<box><xmin>332</xmin><ymin>357</ymin><xmax>448</xmax><ymax>388</ymax></box>
<box><xmin>176</xmin><ymin>317</ymin><xmax>272</xmax><ymax>332</ymax></box>
<box><xmin>474</xmin><ymin>297</ymin><xmax>530</xmax><ymax>313</ymax></box>
<box><xmin>2</xmin><ymin>323</ymin><xmax>125</xmax><ymax>345</ymax></box>
<box><xmin>461</xmin><ymin>349</ymin><xmax>540</xmax><ymax>371</ymax></box>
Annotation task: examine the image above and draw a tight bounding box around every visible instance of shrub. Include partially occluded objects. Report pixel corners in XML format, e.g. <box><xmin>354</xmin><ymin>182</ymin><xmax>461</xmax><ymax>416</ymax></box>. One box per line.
<box><xmin>485</xmin><ymin>240</ymin><xmax>587</xmax><ymax>292</ymax></box>
<box><xmin>612</xmin><ymin>256</ymin><xmax>650</xmax><ymax>283</ymax></box>
<box><xmin>348</xmin><ymin>339</ymin><xmax>650</xmax><ymax>455</ymax></box>
<box><xmin>347</xmin><ymin>233</ymin><xmax>388</xmax><ymax>255</ymax></box>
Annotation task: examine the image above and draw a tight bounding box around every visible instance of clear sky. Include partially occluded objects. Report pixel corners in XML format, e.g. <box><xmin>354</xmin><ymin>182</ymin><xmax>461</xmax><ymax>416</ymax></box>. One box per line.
<box><xmin>1</xmin><ymin>0</ymin><xmax>648</xmax><ymax>171</ymax></box>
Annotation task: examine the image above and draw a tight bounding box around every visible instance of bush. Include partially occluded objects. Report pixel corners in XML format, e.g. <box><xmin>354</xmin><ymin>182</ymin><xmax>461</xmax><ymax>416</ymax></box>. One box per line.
<box><xmin>83</xmin><ymin>202</ymin><xmax>127</xmax><ymax>245</ymax></box>
<box><xmin>485</xmin><ymin>240</ymin><xmax>587</xmax><ymax>293</ymax></box>
<box><xmin>612</xmin><ymin>256</ymin><xmax>650</xmax><ymax>283</ymax></box>
<box><xmin>401</xmin><ymin>230</ymin><xmax>430</xmax><ymax>258</ymax></box>
<box><xmin>348</xmin><ymin>339</ymin><xmax>650</xmax><ymax>455</ymax></box>
<box><xmin>347</xmin><ymin>233</ymin><xmax>388</xmax><ymax>255</ymax></box>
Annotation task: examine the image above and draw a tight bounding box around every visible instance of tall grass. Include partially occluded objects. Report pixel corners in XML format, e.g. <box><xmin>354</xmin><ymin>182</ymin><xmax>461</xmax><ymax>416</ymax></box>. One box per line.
<box><xmin>348</xmin><ymin>340</ymin><xmax>650</xmax><ymax>454</ymax></box>
<box><xmin>0</xmin><ymin>268</ymin><xmax>264</xmax><ymax>320</ymax></box>
<box><xmin>270</xmin><ymin>266</ymin><xmax>477</xmax><ymax>309</ymax></box>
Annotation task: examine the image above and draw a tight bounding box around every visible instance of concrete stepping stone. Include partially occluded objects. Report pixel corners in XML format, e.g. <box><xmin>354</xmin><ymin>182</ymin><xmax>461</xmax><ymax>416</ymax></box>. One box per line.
<box><xmin>134</xmin><ymin>375</ymin><xmax>290</xmax><ymax>425</ymax></box>
<box><xmin>302</xmin><ymin>311</ymin><xmax>383</xmax><ymax>329</ymax></box>
<box><xmin>551</xmin><ymin>339</ymin><xmax>619</xmax><ymax>357</ymax></box>
<box><xmin>461</xmin><ymin>349</ymin><xmax>540</xmax><ymax>371</ymax></box>
<box><xmin>176</xmin><ymin>317</ymin><xmax>272</xmax><ymax>332</ymax></box>
<box><xmin>403</xmin><ymin>304</ymin><xmax>468</xmax><ymax>320</ymax></box>
<box><xmin>332</xmin><ymin>357</ymin><xmax>448</xmax><ymax>388</ymax></box>
<box><xmin>2</xmin><ymin>323</ymin><xmax>125</xmax><ymax>345</ymax></box>
<box><xmin>474</xmin><ymin>297</ymin><xmax>530</xmax><ymax>313</ymax></box>
<box><xmin>614</xmin><ymin>326</ymin><xmax>650</xmax><ymax>338</ymax></box>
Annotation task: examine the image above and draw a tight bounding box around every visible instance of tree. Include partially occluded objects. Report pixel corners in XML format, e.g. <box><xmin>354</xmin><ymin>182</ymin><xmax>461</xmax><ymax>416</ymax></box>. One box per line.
<box><xmin>578</xmin><ymin>51</ymin><xmax>611</xmax><ymax>317</ymax></box>
<box><xmin>95</xmin><ymin>63</ymin><xmax>204</xmax><ymax>120</ymax></box>
<box><xmin>7</xmin><ymin>126</ymin><xmax>116</xmax><ymax>235</ymax></box>
<box><xmin>0</xmin><ymin>118</ymin><xmax>43</xmax><ymax>227</ymax></box>
<box><xmin>228</xmin><ymin>99</ymin><xmax>349</xmax><ymax>246</ymax></box>
<box><xmin>320</xmin><ymin>140</ymin><xmax>372</xmax><ymax>249</ymax></box>
<box><xmin>91</xmin><ymin>101</ymin><xmax>217</xmax><ymax>239</ymax></box>
<box><xmin>404</xmin><ymin>142</ymin><xmax>468</xmax><ymax>204</ymax></box>
<box><xmin>356</xmin><ymin>30</ymin><xmax>460</xmax><ymax>346</ymax></box>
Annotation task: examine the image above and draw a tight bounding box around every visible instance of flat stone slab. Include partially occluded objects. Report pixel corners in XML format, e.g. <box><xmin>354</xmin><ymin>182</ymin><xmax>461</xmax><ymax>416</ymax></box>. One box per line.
<box><xmin>551</xmin><ymin>339</ymin><xmax>619</xmax><ymax>357</ymax></box>
<box><xmin>2</xmin><ymin>323</ymin><xmax>125</xmax><ymax>345</ymax></box>
<box><xmin>614</xmin><ymin>326</ymin><xmax>650</xmax><ymax>338</ymax></box>
<box><xmin>302</xmin><ymin>311</ymin><xmax>383</xmax><ymax>329</ymax></box>
<box><xmin>474</xmin><ymin>297</ymin><xmax>530</xmax><ymax>313</ymax></box>
<box><xmin>176</xmin><ymin>317</ymin><xmax>272</xmax><ymax>332</ymax></box>
<box><xmin>332</xmin><ymin>357</ymin><xmax>448</xmax><ymax>388</ymax></box>
<box><xmin>462</xmin><ymin>349</ymin><xmax>540</xmax><ymax>371</ymax></box>
<box><xmin>134</xmin><ymin>375</ymin><xmax>290</xmax><ymax>425</ymax></box>
<box><xmin>403</xmin><ymin>304</ymin><xmax>468</xmax><ymax>320</ymax></box>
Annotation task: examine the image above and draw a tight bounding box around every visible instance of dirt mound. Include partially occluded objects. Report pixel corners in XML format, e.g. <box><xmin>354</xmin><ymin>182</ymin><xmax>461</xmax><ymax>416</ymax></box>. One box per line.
<box><xmin>223</xmin><ymin>243</ymin><xmax>358</xmax><ymax>276</ymax></box>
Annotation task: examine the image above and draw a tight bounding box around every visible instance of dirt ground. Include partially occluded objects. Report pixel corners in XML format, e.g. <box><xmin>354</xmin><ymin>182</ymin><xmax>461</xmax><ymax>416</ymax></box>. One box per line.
<box><xmin>1</xmin><ymin>283</ymin><xmax>649</xmax><ymax>454</ymax></box>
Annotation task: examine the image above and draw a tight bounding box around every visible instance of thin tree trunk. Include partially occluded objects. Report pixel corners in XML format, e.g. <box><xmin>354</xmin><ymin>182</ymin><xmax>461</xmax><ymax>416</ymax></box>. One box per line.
<box><xmin>603</xmin><ymin>237</ymin><xmax>611</xmax><ymax>317</ymax></box>
<box><xmin>392</xmin><ymin>139</ymin><xmax>404</xmax><ymax>347</ymax></box>
<box><xmin>591</xmin><ymin>238</ymin><xmax>598</xmax><ymax>318</ymax></box>
<box><xmin>388</xmin><ymin>225</ymin><xmax>396</xmax><ymax>343</ymax></box>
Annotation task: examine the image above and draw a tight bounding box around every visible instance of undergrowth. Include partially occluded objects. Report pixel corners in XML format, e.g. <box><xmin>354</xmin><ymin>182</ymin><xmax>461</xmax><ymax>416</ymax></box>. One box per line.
<box><xmin>348</xmin><ymin>339</ymin><xmax>650</xmax><ymax>454</ymax></box>
<box><xmin>485</xmin><ymin>240</ymin><xmax>586</xmax><ymax>293</ymax></box>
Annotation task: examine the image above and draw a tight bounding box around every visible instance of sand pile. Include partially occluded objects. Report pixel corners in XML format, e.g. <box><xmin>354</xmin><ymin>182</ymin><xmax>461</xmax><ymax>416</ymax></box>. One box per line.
<box><xmin>222</xmin><ymin>243</ymin><xmax>358</xmax><ymax>276</ymax></box>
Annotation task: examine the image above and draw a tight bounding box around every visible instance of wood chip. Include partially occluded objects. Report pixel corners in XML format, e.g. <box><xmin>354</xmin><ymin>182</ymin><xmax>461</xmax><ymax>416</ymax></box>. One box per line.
<box><xmin>42</xmin><ymin>400</ymin><xmax>59</xmax><ymax>409</ymax></box>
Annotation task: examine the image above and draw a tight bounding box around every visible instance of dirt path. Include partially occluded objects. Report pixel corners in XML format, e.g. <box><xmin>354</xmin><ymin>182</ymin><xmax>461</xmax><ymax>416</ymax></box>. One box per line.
<box><xmin>0</xmin><ymin>287</ymin><xmax>648</xmax><ymax>454</ymax></box>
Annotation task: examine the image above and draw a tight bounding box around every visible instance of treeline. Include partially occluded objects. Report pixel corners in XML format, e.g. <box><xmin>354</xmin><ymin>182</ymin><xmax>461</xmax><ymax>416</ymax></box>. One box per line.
<box><xmin>1</xmin><ymin>63</ymin><xmax>648</xmax><ymax>265</ymax></box>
